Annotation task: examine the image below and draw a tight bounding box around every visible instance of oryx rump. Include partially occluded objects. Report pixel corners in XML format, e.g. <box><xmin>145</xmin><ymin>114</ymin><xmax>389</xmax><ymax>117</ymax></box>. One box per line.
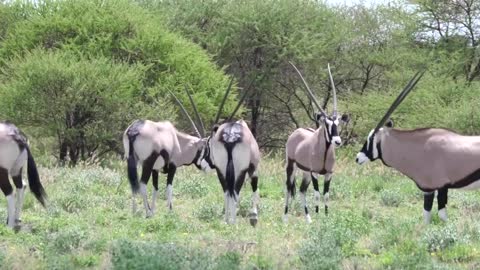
<box><xmin>0</xmin><ymin>121</ymin><xmax>47</xmax><ymax>228</ymax></box>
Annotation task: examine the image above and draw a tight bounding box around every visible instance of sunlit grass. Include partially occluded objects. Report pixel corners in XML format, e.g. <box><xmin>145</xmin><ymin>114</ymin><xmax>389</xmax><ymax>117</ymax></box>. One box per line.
<box><xmin>1</xmin><ymin>148</ymin><xmax>480</xmax><ymax>269</ymax></box>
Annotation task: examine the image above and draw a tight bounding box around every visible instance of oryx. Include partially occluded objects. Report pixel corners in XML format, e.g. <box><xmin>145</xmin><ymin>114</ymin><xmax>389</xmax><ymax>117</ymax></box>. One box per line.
<box><xmin>283</xmin><ymin>63</ymin><xmax>349</xmax><ymax>223</ymax></box>
<box><xmin>0</xmin><ymin>121</ymin><xmax>47</xmax><ymax>228</ymax></box>
<box><xmin>122</xmin><ymin>90</ymin><xmax>214</xmax><ymax>217</ymax></box>
<box><xmin>179</xmin><ymin>77</ymin><xmax>261</xmax><ymax>226</ymax></box>
<box><xmin>355</xmin><ymin>70</ymin><xmax>471</xmax><ymax>224</ymax></box>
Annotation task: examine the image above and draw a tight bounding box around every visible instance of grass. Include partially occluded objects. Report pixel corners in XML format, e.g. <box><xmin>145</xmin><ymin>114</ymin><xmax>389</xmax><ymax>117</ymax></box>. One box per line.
<box><xmin>1</xmin><ymin>148</ymin><xmax>480</xmax><ymax>269</ymax></box>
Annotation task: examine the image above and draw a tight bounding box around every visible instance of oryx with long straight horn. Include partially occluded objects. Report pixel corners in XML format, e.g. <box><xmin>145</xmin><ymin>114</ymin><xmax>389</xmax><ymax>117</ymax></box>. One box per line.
<box><xmin>122</xmin><ymin>89</ymin><xmax>214</xmax><ymax>218</ymax></box>
<box><xmin>354</xmin><ymin>70</ymin><xmax>475</xmax><ymax>224</ymax></box>
<box><xmin>183</xmin><ymin>77</ymin><xmax>261</xmax><ymax>225</ymax></box>
<box><xmin>283</xmin><ymin>63</ymin><xmax>349</xmax><ymax>223</ymax></box>
<box><xmin>0</xmin><ymin>121</ymin><xmax>47</xmax><ymax>228</ymax></box>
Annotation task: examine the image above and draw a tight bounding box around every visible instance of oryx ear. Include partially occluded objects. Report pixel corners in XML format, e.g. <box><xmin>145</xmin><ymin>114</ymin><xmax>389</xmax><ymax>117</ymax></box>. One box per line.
<box><xmin>212</xmin><ymin>124</ymin><xmax>219</xmax><ymax>134</ymax></box>
<box><xmin>340</xmin><ymin>113</ymin><xmax>350</xmax><ymax>123</ymax></box>
<box><xmin>385</xmin><ymin>118</ymin><xmax>394</xmax><ymax>128</ymax></box>
<box><xmin>314</xmin><ymin>112</ymin><xmax>325</xmax><ymax>122</ymax></box>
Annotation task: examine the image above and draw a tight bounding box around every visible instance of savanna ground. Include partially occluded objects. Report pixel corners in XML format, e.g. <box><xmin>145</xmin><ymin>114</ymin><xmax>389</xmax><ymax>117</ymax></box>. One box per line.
<box><xmin>1</xmin><ymin>148</ymin><xmax>480</xmax><ymax>270</ymax></box>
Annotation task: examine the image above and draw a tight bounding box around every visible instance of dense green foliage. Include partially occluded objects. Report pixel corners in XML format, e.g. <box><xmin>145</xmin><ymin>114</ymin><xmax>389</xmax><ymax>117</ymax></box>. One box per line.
<box><xmin>0</xmin><ymin>0</ymin><xmax>236</xmax><ymax>164</ymax></box>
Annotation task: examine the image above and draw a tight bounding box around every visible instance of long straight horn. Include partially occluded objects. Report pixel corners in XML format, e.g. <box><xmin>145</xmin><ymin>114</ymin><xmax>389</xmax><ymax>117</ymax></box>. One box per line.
<box><xmin>168</xmin><ymin>90</ymin><xmax>202</xmax><ymax>138</ymax></box>
<box><xmin>184</xmin><ymin>85</ymin><xmax>206</xmax><ymax>137</ymax></box>
<box><xmin>373</xmin><ymin>70</ymin><xmax>426</xmax><ymax>133</ymax></box>
<box><xmin>289</xmin><ymin>61</ymin><xmax>327</xmax><ymax>116</ymax></box>
<box><xmin>226</xmin><ymin>75</ymin><xmax>260</xmax><ymax>122</ymax></box>
<box><xmin>213</xmin><ymin>76</ymin><xmax>235</xmax><ymax>124</ymax></box>
<box><xmin>327</xmin><ymin>63</ymin><xmax>337</xmax><ymax>117</ymax></box>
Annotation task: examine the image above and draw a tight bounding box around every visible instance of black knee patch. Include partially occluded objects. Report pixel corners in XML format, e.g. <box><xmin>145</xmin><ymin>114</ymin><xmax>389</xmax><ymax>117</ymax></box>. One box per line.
<box><xmin>437</xmin><ymin>188</ymin><xmax>448</xmax><ymax>210</ymax></box>
<box><xmin>323</xmin><ymin>179</ymin><xmax>331</xmax><ymax>195</ymax></box>
<box><xmin>152</xmin><ymin>170</ymin><xmax>159</xmax><ymax>191</ymax></box>
<box><xmin>311</xmin><ymin>175</ymin><xmax>319</xmax><ymax>192</ymax></box>
<box><xmin>0</xmin><ymin>167</ymin><xmax>12</xmax><ymax>196</ymax></box>
<box><xmin>424</xmin><ymin>192</ymin><xmax>434</xmax><ymax>211</ymax></box>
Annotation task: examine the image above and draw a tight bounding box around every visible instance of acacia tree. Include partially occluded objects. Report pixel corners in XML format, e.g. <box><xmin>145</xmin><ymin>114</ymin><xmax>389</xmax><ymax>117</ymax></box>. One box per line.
<box><xmin>0</xmin><ymin>0</ymin><xmax>236</xmax><ymax>165</ymax></box>
<box><xmin>413</xmin><ymin>0</ymin><xmax>480</xmax><ymax>82</ymax></box>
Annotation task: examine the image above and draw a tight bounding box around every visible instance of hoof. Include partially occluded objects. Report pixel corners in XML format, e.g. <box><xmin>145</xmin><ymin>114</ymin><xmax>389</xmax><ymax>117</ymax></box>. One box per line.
<box><xmin>282</xmin><ymin>214</ymin><xmax>288</xmax><ymax>223</ymax></box>
<box><xmin>305</xmin><ymin>214</ymin><xmax>312</xmax><ymax>224</ymax></box>
<box><xmin>145</xmin><ymin>210</ymin><xmax>153</xmax><ymax>218</ymax></box>
<box><xmin>249</xmin><ymin>213</ymin><xmax>258</xmax><ymax>227</ymax></box>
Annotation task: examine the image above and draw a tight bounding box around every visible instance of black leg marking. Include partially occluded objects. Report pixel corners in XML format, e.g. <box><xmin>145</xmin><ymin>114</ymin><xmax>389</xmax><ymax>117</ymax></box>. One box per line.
<box><xmin>140</xmin><ymin>153</ymin><xmax>160</xmax><ymax>186</ymax></box>
<box><xmin>215</xmin><ymin>169</ymin><xmax>227</xmax><ymax>192</ymax></box>
<box><xmin>0</xmin><ymin>168</ymin><xmax>12</xmax><ymax>196</ymax></box>
<box><xmin>166</xmin><ymin>165</ymin><xmax>177</xmax><ymax>210</ymax></box>
<box><xmin>152</xmin><ymin>170</ymin><xmax>159</xmax><ymax>191</ymax></box>
<box><xmin>437</xmin><ymin>187</ymin><xmax>448</xmax><ymax>210</ymax></box>
<box><xmin>12</xmin><ymin>169</ymin><xmax>23</xmax><ymax>189</ymax></box>
<box><xmin>0</xmin><ymin>168</ymin><xmax>12</xmax><ymax>224</ymax></box>
<box><xmin>323</xmin><ymin>177</ymin><xmax>331</xmax><ymax>215</ymax></box>
<box><xmin>424</xmin><ymin>191</ymin><xmax>434</xmax><ymax>212</ymax></box>
<box><xmin>300</xmin><ymin>175</ymin><xmax>311</xmax><ymax>216</ymax></box>
<box><xmin>311</xmin><ymin>174</ymin><xmax>319</xmax><ymax>213</ymax></box>
<box><xmin>234</xmin><ymin>169</ymin><xmax>248</xmax><ymax>197</ymax></box>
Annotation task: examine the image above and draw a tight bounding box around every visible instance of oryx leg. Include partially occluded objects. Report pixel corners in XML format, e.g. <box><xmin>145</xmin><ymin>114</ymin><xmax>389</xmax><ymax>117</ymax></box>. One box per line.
<box><xmin>437</xmin><ymin>187</ymin><xmax>448</xmax><ymax>222</ymax></box>
<box><xmin>323</xmin><ymin>173</ymin><xmax>332</xmax><ymax>215</ymax></box>
<box><xmin>283</xmin><ymin>159</ymin><xmax>296</xmax><ymax>222</ymax></box>
<box><xmin>166</xmin><ymin>165</ymin><xmax>177</xmax><ymax>210</ymax></box>
<box><xmin>150</xmin><ymin>170</ymin><xmax>159</xmax><ymax>214</ymax></box>
<box><xmin>215</xmin><ymin>168</ymin><xmax>229</xmax><ymax>223</ymax></box>
<box><xmin>299</xmin><ymin>172</ymin><xmax>312</xmax><ymax>223</ymax></box>
<box><xmin>140</xmin><ymin>153</ymin><xmax>160</xmax><ymax>218</ymax></box>
<box><xmin>0</xmin><ymin>168</ymin><xmax>14</xmax><ymax>228</ymax></box>
<box><xmin>423</xmin><ymin>191</ymin><xmax>435</xmax><ymax>224</ymax></box>
<box><xmin>311</xmin><ymin>173</ymin><xmax>320</xmax><ymax>214</ymax></box>
<box><xmin>12</xmin><ymin>169</ymin><xmax>25</xmax><ymax>225</ymax></box>
<box><xmin>247</xmin><ymin>164</ymin><xmax>259</xmax><ymax>226</ymax></box>
<box><xmin>232</xmin><ymin>169</ymin><xmax>248</xmax><ymax>225</ymax></box>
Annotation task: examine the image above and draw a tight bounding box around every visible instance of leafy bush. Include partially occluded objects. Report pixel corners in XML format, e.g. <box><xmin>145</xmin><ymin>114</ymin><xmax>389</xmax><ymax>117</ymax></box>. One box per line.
<box><xmin>422</xmin><ymin>224</ymin><xmax>459</xmax><ymax>252</ymax></box>
<box><xmin>380</xmin><ymin>189</ymin><xmax>402</xmax><ymax>207</ymax></box>
<box><xmin>0</xmin><ymin>0</ymin><xmax>236</xmax><ymax>164</ymax></box>
<box><xmin>111</xmin><ymin>240</ymin><xmax>217</xmax><ymax>270</ymax></box>
<box><xmin>195</xmin><ymin>201</ymin><xmax>223</xmax><ymax>222</ymax></box>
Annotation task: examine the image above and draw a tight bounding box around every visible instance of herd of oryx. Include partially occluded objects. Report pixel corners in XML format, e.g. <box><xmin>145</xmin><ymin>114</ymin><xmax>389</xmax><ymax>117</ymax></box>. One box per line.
<box><xmin>1</xmin><ymin>62</ymin><xmax>480</xmax><ymax>230</ymax></box>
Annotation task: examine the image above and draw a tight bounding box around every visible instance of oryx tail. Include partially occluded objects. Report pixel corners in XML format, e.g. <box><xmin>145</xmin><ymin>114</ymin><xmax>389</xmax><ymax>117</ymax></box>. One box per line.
<box><xmin>125</xmin><ymin>120</ymin><xmax>143</xmax><ymax>193</ymax></box>
<box><xmin>26</xmin><ymin>147</ymin><xmax>47</xmax><ymax>207</ymax></box>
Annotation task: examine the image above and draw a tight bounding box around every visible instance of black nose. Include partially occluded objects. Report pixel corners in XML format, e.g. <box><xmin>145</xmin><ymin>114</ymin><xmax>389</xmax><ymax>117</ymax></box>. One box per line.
<box><xmin>335</xmin><ymin>141</ymin><xmax>341</xmax><ymax>146</ymax></box>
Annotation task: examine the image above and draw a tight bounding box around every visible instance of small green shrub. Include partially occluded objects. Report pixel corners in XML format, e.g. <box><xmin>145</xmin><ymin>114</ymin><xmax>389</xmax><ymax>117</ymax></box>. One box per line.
<box><xmin>195</xmin><ymin>201</ymin><xmax>223</xmax><ymax>222</ymax></box>
<box><xmin>111</xmin><ymin>240</ymin><xmax>216</xmax><ymax>270</ymax></box>
<box><xmin>215</xmin><ymin>251</ymin><xmax>242</xmax><ymax>270</ymax></box>
<box><xmin>49</xmin><ymin>227</ymin><xmax>88</xmax><ymax>253</ymax></box>
<box><xmin>422</xmin><ymin>224</ymin><xmax>459</xmax><ymax>252</ymax></box>
<box><xmin>177</xmin><ymin>174</ymin><xmax>210</xmax><ymax>199</ymax></box>
<box><xmin>298</xmin><ymin>232</ymin><xmax>342</xmax><ymax>270</ymax></box>
<box><xmin>380</xmin><ymin>189</ymin><xmax>402</xmax><ymax>207</ymax></box>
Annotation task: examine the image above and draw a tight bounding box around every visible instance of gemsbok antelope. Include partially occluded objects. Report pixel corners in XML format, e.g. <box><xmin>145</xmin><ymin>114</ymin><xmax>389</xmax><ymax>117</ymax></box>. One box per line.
<box><xmin>122</xmin><ymin>90</ymin><xmax>214</xmax><ymax>218</ymax></box>
<box><xmin>0</xmin><ymin>121</ymin><xmax>47</xmax><ymax>228</ymax></box>
<box><xmin>283</xmin><ymin>63</ymin><xmax>349</xmax><ymax>223</ymax></box>
<box><xmin>180</xmin><ymin>78</ymin><xmax>261</xmax><ymax>226</ymax></box>
<box><xmin>354</xmin><ymin>70</ymin><xmax>471</xmax><ymax>224</ymax></box>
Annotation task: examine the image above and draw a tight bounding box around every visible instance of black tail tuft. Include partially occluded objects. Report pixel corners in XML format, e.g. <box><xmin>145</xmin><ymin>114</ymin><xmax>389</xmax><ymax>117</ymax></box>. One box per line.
<box><xmin>27</xmin><ymin>147</ymin><xmax>47</xmax><ymax>207</ymax></box>
<box><xmin>127</xmin><ymin>137</ymin><xmax>139</xmax><ymax>193</ymax></box>
<box><xmin>225</xmin><ymin>144</ymin><xmax>236</xmax><ymax>200</ymax></box>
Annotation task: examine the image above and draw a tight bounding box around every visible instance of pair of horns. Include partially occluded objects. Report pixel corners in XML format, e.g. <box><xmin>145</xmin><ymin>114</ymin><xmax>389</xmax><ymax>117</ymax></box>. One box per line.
<box><xmin>373</xmin><ymin>70</ymin><xmax>425</xmax><ymax>133</ymax></box>
<box><xmin>169</xmin><ymin>76</ymin><xmax>250</xmax><ymax>137</ymax></box>
<box><xmin>289</xmin><ymin>61</ymin><xmax>338</xmax><ymax>118</ymax></box>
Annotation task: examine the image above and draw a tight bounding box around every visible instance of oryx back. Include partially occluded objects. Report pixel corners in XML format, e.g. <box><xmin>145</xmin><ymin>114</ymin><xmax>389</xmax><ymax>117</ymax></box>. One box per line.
<box><xmin>381</xmin><ymin>128</ymin><xmax>480</xmax><ymax>190</ymax></box>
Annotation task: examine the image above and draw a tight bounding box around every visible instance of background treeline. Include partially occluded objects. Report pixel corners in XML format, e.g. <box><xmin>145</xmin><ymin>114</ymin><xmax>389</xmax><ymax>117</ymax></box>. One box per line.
<box><xmin>0</xmin><ymin>0</ymin><xmax>479</xmax><ymax>165</ymax></box>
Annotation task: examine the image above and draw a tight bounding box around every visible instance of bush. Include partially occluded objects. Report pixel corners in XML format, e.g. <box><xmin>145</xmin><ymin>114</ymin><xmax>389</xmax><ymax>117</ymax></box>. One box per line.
<box><xmin>0</xmin><ymin>0</ymin><xmax>236</xmax><ymax>164</ymax></box>
<box><xmin>422</xmin><ymin>224</ymin><xmax>459</xmax><ymax>252</ymax></box>
<box><xmin>111</xmin><ymin>240</ymin><xmax>216</xmax><ymax>270</ymax></box>
<box><xmin>380</xmin><ymin>189</ymin><xmax>402</xmax><ymax>207</ymax></box>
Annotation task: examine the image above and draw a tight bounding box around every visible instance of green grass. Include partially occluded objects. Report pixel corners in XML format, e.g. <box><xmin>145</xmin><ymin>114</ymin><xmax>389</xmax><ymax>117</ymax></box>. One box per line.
<box><xmin>2</xmin><ymin>151</ymin><xmax>480</xmax><ymax>269</ymax></box>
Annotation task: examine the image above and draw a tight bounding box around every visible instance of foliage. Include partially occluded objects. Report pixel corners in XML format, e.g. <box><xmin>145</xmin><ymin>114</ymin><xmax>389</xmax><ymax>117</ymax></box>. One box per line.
<box><xmin>0</xmin><ymin>0</ymin><xmax>235</xmax><ymax>164</ymax></box>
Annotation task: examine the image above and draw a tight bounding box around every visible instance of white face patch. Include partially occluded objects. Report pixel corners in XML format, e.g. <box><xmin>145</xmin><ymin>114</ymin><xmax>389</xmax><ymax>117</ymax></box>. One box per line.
<box><xmin>332</xmin><ymin>136</ymin><xmax>342</xmax><ymax>146</ymax></box>
<box><xmin>356</xmin><ymin>152</ymin><xmax>369</xmax><ymax>165</ymax></box>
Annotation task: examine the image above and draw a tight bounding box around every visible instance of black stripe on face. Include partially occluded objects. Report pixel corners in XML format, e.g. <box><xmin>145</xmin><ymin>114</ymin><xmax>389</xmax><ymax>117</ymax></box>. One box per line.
<box><xmin>359</xmin><ymin>132</ymin><xmax>376</xmax><ymax>161</ymax></box>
